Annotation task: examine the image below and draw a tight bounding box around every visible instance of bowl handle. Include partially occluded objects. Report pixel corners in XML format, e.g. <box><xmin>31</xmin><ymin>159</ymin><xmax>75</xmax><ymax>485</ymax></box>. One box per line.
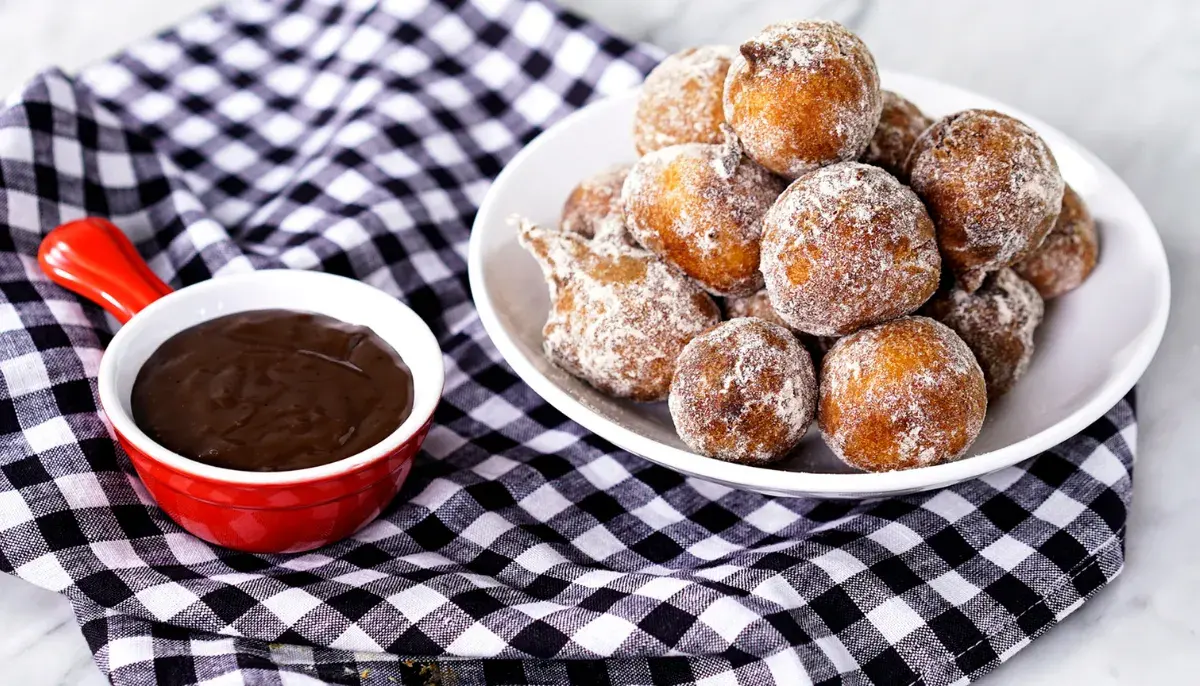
<box><xmin>38</xmin><ymin>218</ymin><xmax>174</xmax><ymax>323</ymax></box>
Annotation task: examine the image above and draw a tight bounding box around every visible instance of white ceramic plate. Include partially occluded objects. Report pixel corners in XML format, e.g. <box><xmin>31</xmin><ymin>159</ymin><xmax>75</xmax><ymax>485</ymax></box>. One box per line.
<box><xmin>468</xmin><ymin>71</ymin><xmax>1170</xmax><ymax>499</ymax></box>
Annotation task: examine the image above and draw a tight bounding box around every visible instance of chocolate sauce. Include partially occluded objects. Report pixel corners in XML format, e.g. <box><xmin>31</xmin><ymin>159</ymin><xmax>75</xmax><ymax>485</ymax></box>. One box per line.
<box><xmin>131</xmin><ymin>309</ymin><xmax>413</xmax><ymax>472</ymax></box>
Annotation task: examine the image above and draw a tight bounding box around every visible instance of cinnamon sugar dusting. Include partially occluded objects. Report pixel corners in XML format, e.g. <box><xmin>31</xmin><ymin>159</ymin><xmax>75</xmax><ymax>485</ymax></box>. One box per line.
<box><xmin>819</xmin><ymin>316</ymin><xmax>987</xmax><ymax>471</ymax></box>
<box><xmin>1013</xmin><ymin>184</ymin><xmax>1098</xmax><ymax>298</ymax></box>
<box><xmin>907</xmin><ymin>109</ymin><xmax>1065</xmax><ymax>291</ymax></box>
<box><xmin>669</xmin><ymin>318</ymin><xmax>816</xmax><ymax>465</ymax></box>
<box><xmin>924</xmin><ymin>268</ymin><xmax>1044</xmax><ymax>399</ymax></box>
<box><xmin>518</xmin><ymin>219</ymin><xmax>720</xmax><ymax>401</ymax></box>
<box><xmin>761</xmin><ymin>162</ymin><xmax>941</xmax><ymax>336</ymax></box>
<box><xmin>622</xmin><ymin>133</ymin><xmax>783</xmax><ymax>296</ymax></box>
<box><xmin>634</xmin><ymin>45</ymin><xmax>735</xmax><ymax>155</ymax></box>
<box><xmin>725</xmin><ymin>290</ymin><xmax>839</xmax><ymax>366</ymax></box>
<box><xmin>723</xmin><ymin>20</ymin><xmax>882</xmax><ymax>178</ymax></box>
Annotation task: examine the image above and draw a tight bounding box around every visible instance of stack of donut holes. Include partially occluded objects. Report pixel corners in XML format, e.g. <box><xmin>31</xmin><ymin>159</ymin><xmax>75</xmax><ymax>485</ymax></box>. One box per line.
<box><xmin>522</xmin><ymin>19</ymin><xmax>1099</xmax><ymax>473</ymax></box>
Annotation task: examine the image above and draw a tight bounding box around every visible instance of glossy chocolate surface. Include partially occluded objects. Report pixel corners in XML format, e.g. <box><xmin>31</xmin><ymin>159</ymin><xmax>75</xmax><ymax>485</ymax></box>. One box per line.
<box><xmin>132</xmin><ymin>309</ymin><xmax>413</xmax><ymax>471</ymax></box>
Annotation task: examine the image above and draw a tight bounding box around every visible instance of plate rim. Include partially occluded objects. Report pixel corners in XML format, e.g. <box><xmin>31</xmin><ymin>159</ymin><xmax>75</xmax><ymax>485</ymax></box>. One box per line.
<box><xmin>467</xmin><ymin>70</ymin><xmax>1171</xmax><ymax>497</ymax></box>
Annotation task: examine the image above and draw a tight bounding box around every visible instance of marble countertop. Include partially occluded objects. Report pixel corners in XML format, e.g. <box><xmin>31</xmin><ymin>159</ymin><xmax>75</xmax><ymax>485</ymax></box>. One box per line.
<box><xmin>1</xmin><ymin>0</ymin><xmax>1198</xmax><ymax>683</ymax></box>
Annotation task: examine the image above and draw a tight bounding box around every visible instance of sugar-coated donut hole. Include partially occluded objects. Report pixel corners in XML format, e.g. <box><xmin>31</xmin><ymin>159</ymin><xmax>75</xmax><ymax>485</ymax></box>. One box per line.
<box><xmin>760</xmin><ymin>162</ymin><xmax>941</xmax><ymax>336</ymax></box>
<box><xmin>723</xmin><ymin>20</ymin><xmax>882</xmax><ymax>178</ymax></box>
<box><xmin>622</xmin><ymin>130</ymin><xmax>784</xmax><ymax>296</ymax></box>
<box><xmin>634</xmin><ymin>45</ymin><xmax>735</xmax><ymax>155</ymax></box>
<box><xmin>669</xmin><ymin>318</ymin><xmax>817</xmax><ymax>465</ymax></box>
<box><xmin>819</xmin><ymin>316</ymin><xmax>987</xmax><ymax>472</ymax></box>
<box><xmin>923</xmin><ymin>268</ymin><xmax>1044</xmax><ymax>399</ymax></box>
<box><xmin>519</xmin><ymin>221</ymin><xmax>720</xmax><ymax>402</ymax></box>
<box><xmin>907</xmin><ymin>109</ymin><xmax>1065</xmax><ymax>292</ymax></box>
<box><xmin>1014</xmin><ymin>185</ymin><xmax>1099</xmax><ymax>299</ymax></box>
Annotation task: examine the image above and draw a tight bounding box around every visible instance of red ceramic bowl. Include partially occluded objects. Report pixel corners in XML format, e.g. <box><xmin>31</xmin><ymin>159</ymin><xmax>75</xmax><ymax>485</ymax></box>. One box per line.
<box><xmin>39</xmin><ymin>218</ymin><xmax>444</xmax><ymax>553</ymax></box>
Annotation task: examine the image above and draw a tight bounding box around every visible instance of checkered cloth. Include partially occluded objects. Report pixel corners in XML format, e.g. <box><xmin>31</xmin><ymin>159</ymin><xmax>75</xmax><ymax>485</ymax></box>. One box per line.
<box><xmin>0</xmin><ymin>0</ymin><xmax>1134</xmax><ymax>684</ymax></box>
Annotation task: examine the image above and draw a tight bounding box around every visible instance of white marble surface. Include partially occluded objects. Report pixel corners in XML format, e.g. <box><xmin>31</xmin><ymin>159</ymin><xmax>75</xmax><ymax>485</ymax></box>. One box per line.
<box><xmin>1</xmin><ymin>0</ymin><xmax>1198</xmax><ymax>683</ymax></box>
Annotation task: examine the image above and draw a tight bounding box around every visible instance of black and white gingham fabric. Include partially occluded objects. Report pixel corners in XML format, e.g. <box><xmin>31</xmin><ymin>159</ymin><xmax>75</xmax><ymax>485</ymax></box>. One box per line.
<box><xmin>0</xmin><ymin>1</ymin><xmax>1134</xmax><ymax>684</ymax></box>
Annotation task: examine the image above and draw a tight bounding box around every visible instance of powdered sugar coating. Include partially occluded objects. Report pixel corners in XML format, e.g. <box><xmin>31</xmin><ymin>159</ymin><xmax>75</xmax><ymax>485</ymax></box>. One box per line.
<box><xmin>518</xmin><ymin>220</ymin><xmax>720</xmax><ymax>401</ymax></box>
<box><xmin>860</xmin><ymin>90</ymin><xmax>933</xmax><ymax>180</ymax></box>
<box><xmin>1013</xmin><ymin>184</ymin><xmax>1099</xmax><ymax>298</ymax></box>
<box><xmin>561</xmin><ymin>163</ymin><xmax>636</xmax><ymax>247</ymax></box>
<box><xmin>760</xmin><ymin>162</ymin><xmax>941</xmax><ymax>336</ymax></box>
<box><xmin>923</xmin><ymin>268</ymin><xmax>1044</xmax><ymax>399</ymax></box>
<box><xmin>622</xmin><ymin>132</ymin><xmax>784</xmax><ymax>296</ymax></box>
<box><xmin>723</xmin><ymin>20</ymin><xmax>882</xmax><ymax>178</ymax></box>
<box><xmin>819</xmin><ymin>316</ymin><xmax>987</xmax><ymax>472</ymax></box>
<box><xmin>669</xmin><ymin>318</ymin><xmax>816</xmax><ymax>465</ymax></box>
<box><xmin>907</xmin><ymin>109</ymin><xmax>1065</xmax><ymax>292</ymax></box>
<box><xmin>634</xmin><ymin>45</ymin><xmax>735</xmax><ymax>155</ymax></box>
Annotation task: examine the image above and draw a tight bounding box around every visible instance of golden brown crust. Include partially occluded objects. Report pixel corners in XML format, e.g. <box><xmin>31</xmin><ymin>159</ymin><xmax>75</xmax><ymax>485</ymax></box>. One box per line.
<box><xmin>634</xmin><ymin>46</ymin><xmax>735</xmax><ymax>155</ymax></box>
<box><xmin>819</xmin><ymin>316</ymin><xmax>987</xmax><ymax>472</ymax></box>
<box><xmin>1013</xmin><ymin>185</ymin><xmax>1098</xmax><ymax>298</ymax></box>
<box><xmin>906</xmin><ymin>109</ymin><xmax>1065</xmax><ymax>292</ymax></box>
<box><xmin>923</xmin><ymin>269</ymin><xmax>1044</xmax><ymax>399</ymax></box>
<box><xmin>622</xmin><ymin>136</ymin><xmax>784</xmax><ymax>296</ymax></box>
<box><xmin>859</xmin><ymin>90</ymin><xmax>932</xmax><ymax>181</ymax></box>
<box><xmin>669</xmin><ymin>318</ymin><xmax>816</xmax><ymax>465</ymax></box>
<box><xmin>519</xmin><ymin>222</ymin><xmax>720</xmax><ymax>401</ymax></box>
<box><xmin>723</xmin><ymin>21</ymin><xmax>882</xmax><ymax>178</ymax></box>
<box><xmin>760</xmin><ymin>162</ymin><xmax>941</xmax><ymax>336</ymax></box>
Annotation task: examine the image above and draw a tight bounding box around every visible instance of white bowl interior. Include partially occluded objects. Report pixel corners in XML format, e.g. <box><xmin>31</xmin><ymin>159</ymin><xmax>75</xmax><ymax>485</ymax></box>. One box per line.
<box><xmin>468</xmin><ymin>71</ymin><xmax>1169</xmax><ymax>498</ymax></box>
<box><xmin>99</xmin><ymin>270</ymin><xmax>444</xmax><ymax>485</ymax></box>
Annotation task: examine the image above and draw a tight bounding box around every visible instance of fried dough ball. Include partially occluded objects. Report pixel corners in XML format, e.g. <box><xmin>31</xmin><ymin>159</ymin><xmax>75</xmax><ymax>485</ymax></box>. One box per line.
<box><xmin>819</xmin><ymin>316</ymin><xmax>987</xmax><ymax>472</ymax></box>
<box><xmin>906</xmin><ymin>109</ymin><xmax>1065</xmax><ymax>292</ymax></box>
<box><xmin>634</xmin><ymin>45</ymin><xmax>735</xmax><ymax>155</ymax></box>
<box><xmin>859</xmin><ymin>90</ymin><xmax>933</xmax><ymax>180</ymax></box>
<box><xmin>724</xmin><ymin>291</ymin><xmax>837</xmax><ymax>364</ymax></box>
<box><xmin>669</xmin><ymin>318</ymin><xmax>816</xmax><ymax>465</ymax></box>
<box><xmin>519</xmin><ymin>221</ymin><xmax>720</xmax><ymax>401</ymax></box>
<box><xmin>723</xmin><ymin>20</ymin><xmax>882</xmax><ymax>178</ymax></box>
<box><xmin>923</xmin><ymin>268</ymin><xmax>1044</xmax><ymax>399</ymax></box>
<box><xmin>1013</xmin><ymin>184</ymin><xmax>1099</xmax><ymax>298</ymax></box>
<box><xmin>622</xmin><ymin>130</ymin><xmax>784</xmax><ymax>296</ymax></box>
<box><xmin>561</xmin><ymin>163</ymin><xmax>636</xmax><ymax>246</ymax></box>
<box><xmin>760</xmin><ymin>162</ymin><xmax>941</xmax><ymax>337</ymax></box>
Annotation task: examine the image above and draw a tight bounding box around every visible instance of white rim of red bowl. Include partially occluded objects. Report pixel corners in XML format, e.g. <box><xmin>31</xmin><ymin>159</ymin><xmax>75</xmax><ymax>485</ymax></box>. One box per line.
<box><xmin>467</xmin><ymin>72</ymin><xmax>1171</xmax><ymax>497</ymax></box>
<box><xmin>97</xmin><ymin>270</ymin><xmax>445</xmax><ymax>486</ymax></box>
